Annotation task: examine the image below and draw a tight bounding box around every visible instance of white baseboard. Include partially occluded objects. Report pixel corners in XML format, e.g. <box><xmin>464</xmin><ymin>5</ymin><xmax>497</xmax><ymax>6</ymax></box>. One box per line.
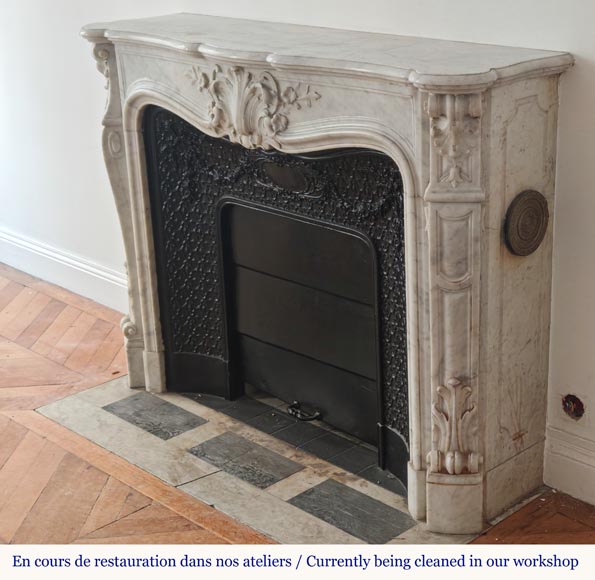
<box><xmin>0</xmin><ymin>228</ymin><xmax>128</xmax><ymax>312</ymax></box>
<box><xmin>544</xmin><ymin>425</ymin><xmax>595</xmax><ymax>506</ymax></box>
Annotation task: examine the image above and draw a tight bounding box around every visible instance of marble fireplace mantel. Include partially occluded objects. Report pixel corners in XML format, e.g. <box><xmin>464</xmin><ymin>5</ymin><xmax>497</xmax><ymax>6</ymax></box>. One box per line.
<box><xmin>81</xmin><ymin>13</ymin><xmax>573</xmax><ymax>534</ymax></box>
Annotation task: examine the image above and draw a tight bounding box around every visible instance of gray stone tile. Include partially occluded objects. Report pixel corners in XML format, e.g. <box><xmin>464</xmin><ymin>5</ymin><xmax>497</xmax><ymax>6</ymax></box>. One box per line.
<box><xmin>358</xmin><ymin>465</ymin><xmax>407</xmax><ymax>497</ymax></box>
<box><xmin>247</xmin><ymin>409</ymin><xmax>296</xmax><ymax>434</ymax></box>
<box><xmin>289</xmin><ymin>479</ymin><xmax>415</xmax><ymax>543</ymax></box>
<box><xmin>274</xmin><ymin>421</ymin><xmax>326</xmax><ymax>446</ymax></box>
<box><xmin>224</xmin><ymin>397</ymin><xmax>272</xmax><ymax>421</ymax></box>
<box><xmin>330</xmin><ymin>445</ymin><xmax>377</xmax><ymax>474</ymax></box>
<box><xmin>180</xmin><ymin>471</ymin><xmax>361</xmax><ymax>544</ymax></box>
<box><xmin>103</xmin><ymin>392</ymin><xmax>207</xmax><ymax>440</ymax></box>
<box><xmin>189</xmin><ymin>431</ymin><xmax>304</xmax><ymax>488</ymax></box>
<box><xmin>188</xmin><ymin>432</ymin><xmax>254</xmax><ymax>466</ymax></box>
<box><xmin>224</xmin><ymin>446</ymin><xmax>304</xmax><ymax>488</ymax></box>
<box><xmin>299</xmin><ymin>431</ymin><xmax>355</xmax><ymax>459</ymax></box>
<box><xmin>39</xmin><ymin>397</ymin><xmax>211</xmax><ymax>486</ymax></box>
<box><xmin>182</xmin><ymin>393</ymin><xmax>235</xmax><ymax>412</ymax></box>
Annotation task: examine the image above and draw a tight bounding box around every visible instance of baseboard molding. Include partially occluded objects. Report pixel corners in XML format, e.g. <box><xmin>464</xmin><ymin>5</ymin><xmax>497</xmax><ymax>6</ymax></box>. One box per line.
<box><xmin>0</xmin><ymin>228</ymin><xmax>128</xmax><ymax>312</ymax></box>
<box><xmin>544</xmin><ymin>425</ymin><xmax>595</xmax><ymax>506</ymax></box>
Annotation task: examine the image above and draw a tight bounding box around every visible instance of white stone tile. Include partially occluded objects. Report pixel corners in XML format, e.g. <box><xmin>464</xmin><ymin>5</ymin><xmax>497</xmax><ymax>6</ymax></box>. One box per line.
<box><xmin>265</xmin><ymin>467</ymin><xmax>327</xmax><ymax>501</ymax></box>
<box><xmin>38</xmin><ymin>397</ymin><xmax>211</xmax><ymax>486</ymax></box>
<box><xmin>74</xmin><ymin>376</ymin><xmax>137</xmax><ymax>407</ymax></box>
<box><xmin>180</xmin><ymin>471</ymin><xmax>362</xmax><ymax>544</ymax></box>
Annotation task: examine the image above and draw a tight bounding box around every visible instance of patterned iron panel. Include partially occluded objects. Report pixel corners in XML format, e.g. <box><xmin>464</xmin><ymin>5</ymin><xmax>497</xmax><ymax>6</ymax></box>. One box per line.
<box><xmin>143</xmin><ymin>106</ymin><xmax>409</xmax><ymax>440</ymax></box>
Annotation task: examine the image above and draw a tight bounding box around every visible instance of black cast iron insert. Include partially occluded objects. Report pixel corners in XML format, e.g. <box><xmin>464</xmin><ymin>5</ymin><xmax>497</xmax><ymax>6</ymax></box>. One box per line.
<box><xmin>143</xmin><ymin>105</ymin><xmax>409</xmax><ymax>484</ymax></box>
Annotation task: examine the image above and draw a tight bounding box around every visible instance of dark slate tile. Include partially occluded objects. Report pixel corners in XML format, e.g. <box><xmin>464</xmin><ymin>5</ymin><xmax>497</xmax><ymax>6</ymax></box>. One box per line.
<box><xmin>289</xmin><ymin>479</ymin><xmax>415</xmax><ymax>543</ymax></box>
<box><xmin>358</xmin><ymin>465</ymin><xmax>407</xmax><ymax>497</ymax></box>
<box><xmin>182</xmin><ymin>393</ymin><xmax>234</xmax><ymax>412</ymax></box>
<box><xmin>247</xmin><ymin>409</ymin><xmax>296</xmax><ymax>434</ymax></box>
<box><xmin>224</xmin><ymin>397</ymin><xmax>272</xmax><ymax>421</ymax></box>
<box><xmin>187</xmin><ymin>432</ymin><xmax>254</xmax><ymax>466</ymax></box>
<box><xmin>299</xmin><ymin>431</ymin><xmax>355</xmax><ymax>459</ymax></box>
<box><xmin>224</xmin><ymin>447</ymin><xmax>304</xmax><ymax>488</ymax></box>
<box><xmin>274</xmin><ymin>421</ymin><xmax>326</xmax><ymax>446</ymax></box>
<box><xmin>329</xmin><ymin>445</ymin><xmax>377</xmax><ymax>474</ymax></box>
<box><xmin>103</xmin><ymin>392</ymin><xmax>207</xmax><ymax>440</ymax></box>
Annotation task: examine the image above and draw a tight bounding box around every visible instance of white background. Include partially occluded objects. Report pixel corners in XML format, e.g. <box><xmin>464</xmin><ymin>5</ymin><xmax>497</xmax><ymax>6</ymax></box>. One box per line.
<box><xmin>0</xmin><ymin>1</ymin><xmax>593</xmax><ymax>504</ymax></box>
<box><xmin>0</xmin><ymin>545</ymin><xmax>588</xmax><ymax>579</ymax></box>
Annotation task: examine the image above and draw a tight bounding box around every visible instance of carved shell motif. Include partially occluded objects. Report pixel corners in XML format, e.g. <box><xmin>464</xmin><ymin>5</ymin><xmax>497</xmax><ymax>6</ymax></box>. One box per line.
<box><xmin>186</xmin><ymin>65</ymin><xmax>321</xmax><ymax>150</ymax></box>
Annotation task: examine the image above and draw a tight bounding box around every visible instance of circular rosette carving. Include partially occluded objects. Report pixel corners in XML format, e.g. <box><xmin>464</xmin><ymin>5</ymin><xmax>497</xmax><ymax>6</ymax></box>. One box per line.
<box><xmin>504</xmin><ymin>190</ymin><xmax>549</xmax><ymax>256</ymax></box>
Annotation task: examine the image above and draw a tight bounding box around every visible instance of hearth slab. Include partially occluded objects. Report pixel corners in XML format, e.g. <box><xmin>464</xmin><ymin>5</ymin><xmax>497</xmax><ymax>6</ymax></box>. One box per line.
<box><xmin>289</xmin><ymin>479</ymin><xmax>415</xmax><ymax>543</ymax></box>
<box><xmin>104</xmin><ymin>391</ymin><xmax>207</xmax><ymax>440</ymax></box>
<box><xmin>180</xmin><ymin>392</ymin><xmax>407</xmax><ymax>494</ymax></box>
<box><xmin>37</xmin><ymin>377</ymin><xmax>468</xmax><ymax>544</ymax></box>
<box><xmin>188</xmin><ymin>431</ymin><xmax>304</xmax><ymax>488</ymax></box>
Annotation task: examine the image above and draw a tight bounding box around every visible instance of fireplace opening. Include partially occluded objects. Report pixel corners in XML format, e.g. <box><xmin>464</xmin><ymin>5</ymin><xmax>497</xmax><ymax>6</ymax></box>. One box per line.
<box><xmin>143</xmin><ymin>105</ymin><xmax>409</xmax><ymax>483</ymax></box>
<box><xmin>219</xmin><ymin>200</ymin><xmax>380</xmax><ymax>445</ymax></box>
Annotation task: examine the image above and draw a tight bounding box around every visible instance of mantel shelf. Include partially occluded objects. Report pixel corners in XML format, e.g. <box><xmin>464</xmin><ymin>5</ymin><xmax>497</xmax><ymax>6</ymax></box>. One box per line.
<box><xmin>82</xmin><ymin>13</ymin><xmax>573</xmax><ymax>90</ymax></box>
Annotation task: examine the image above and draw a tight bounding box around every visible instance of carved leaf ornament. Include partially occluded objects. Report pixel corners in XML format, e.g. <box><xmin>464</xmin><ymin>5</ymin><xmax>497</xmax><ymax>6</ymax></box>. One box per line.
<box><xmin>186</xmin><ymin>65</ymin><xmax>321</xmax><ymax>149</ymax></box>
<box><xmin>428</xmin><ymin>93</ymin><xmax>480</xmax><ymax>188</ymax></box>
<box><xmin>428</xmin><ymin>378</ymin><xmax>481</xmax><ymax>475</ymax></box>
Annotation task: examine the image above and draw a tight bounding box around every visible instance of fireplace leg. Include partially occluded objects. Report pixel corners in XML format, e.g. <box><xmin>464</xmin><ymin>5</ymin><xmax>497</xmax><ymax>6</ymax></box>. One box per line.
<box><xmin>407</xmin><ymin>463</ymin><xmax>427</xmax><ymax>521</ymax></box>
<box><xmin>426</xmin><ymin>473</ymin><xmax>483</xmax><ymax>533</ymax></box>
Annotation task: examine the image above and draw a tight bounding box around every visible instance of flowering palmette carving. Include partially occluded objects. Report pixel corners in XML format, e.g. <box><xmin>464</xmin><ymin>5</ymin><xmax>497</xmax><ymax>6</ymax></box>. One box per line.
<box><xmin>427</xmin><ymin>378</ymin><xmax>481</xmax><ymax>475</ymax></box>
<box><xmin>427</xmin><ymin>93</ymin><xmax>481</xmax><ymax>189</ymax></box>
<box><xmin>186</xmin><ymin>64</ymin><xmax>321</xmax><ymax>149</ymax></box>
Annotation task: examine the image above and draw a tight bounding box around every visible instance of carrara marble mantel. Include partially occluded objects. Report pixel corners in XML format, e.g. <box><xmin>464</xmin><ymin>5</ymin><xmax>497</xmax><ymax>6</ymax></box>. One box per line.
<box><xmin>81</xmin><ymin>13</ymin><xmax>573</xmax><ymax>535</ymax></box>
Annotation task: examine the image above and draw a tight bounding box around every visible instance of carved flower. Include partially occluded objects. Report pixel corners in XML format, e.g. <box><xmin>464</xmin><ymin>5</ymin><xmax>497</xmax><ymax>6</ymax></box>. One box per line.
<box><xmin>282</xmin><ymin>86</ymin><xmax>298</xmax><ymax>105</ymax></box>
<box><xmin>270</xmin><ymin>113</ymin><xmax>288</xmax><ymax>135</ymax></box>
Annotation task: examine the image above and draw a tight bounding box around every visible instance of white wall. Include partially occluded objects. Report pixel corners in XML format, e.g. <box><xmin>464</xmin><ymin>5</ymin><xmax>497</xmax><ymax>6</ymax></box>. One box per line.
<box><xmin>1</xmin><ymin>1</ymin><xmax>593</xmax><ymax>503</ymax></box>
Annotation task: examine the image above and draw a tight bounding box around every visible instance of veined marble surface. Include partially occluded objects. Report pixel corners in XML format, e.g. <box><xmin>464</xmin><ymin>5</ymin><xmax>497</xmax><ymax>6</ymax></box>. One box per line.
<box><xmin>82</xmin><ymin>12</ymin><xmax>572</xmax><ymax>534</ymax></box>
<box><xmin>81</xmin><ymin>13</ymin><xmax>572</xmax><ymax>89</ymax></box>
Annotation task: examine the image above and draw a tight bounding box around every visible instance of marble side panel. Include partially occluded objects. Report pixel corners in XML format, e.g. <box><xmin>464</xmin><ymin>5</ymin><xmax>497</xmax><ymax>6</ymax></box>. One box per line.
<box><xmin>485</xmin><ymin>440</ymin><xmax>545</xmax><ymax>520</ymax></box>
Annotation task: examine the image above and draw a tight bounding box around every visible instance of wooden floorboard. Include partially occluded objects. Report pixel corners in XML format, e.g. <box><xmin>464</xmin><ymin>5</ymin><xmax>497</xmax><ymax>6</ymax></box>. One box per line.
<box><xmin>0</xmin><ymin>263</ymin><xmax>273</xmax><ymax>545</ymax></box>
<box><xmin>1</xmin><ymin>262</ymin><xmax>594</xmax><ymax>545</ymax></box>
<box><xmin>472</xmin><ymin>490</ymin><xmax>595</xmax><ymax>544</ymax></box>
<box><xmin>15</xmin><ymin>299</ymin><xmax>66</xmax><ymax>349</ymax></box>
